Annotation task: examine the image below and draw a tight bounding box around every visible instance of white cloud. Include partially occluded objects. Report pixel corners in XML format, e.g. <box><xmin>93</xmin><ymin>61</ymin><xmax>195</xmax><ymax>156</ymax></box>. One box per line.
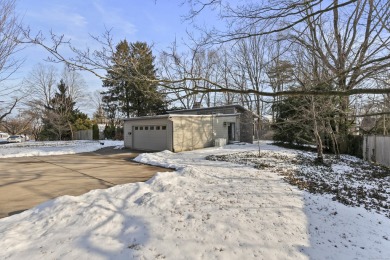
<box><xmin>92</xmin><ymin>2</ymin><xmax>137</xmax><ymax>37</ymax></box>
<box><xmin>26</xmin><ymin>5</ymin><xmax>88</xmax><ymax>30</ymax></box>
<box><xmin>67</xmin><ymin>13</ymin><xmax>88</xmax><ymax>28</ymax></box>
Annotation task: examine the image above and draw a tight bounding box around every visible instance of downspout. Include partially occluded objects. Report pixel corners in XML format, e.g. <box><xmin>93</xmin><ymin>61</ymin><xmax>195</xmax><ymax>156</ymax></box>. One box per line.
<box><xmin>212</xmin><ymin>113</ymin><xmax>215</xmax><ymax>146</ymax></box>
<box><xmin>168</xmin><ymin>116</ymin><xmax>174</xmax><ymax>152</ymax></box>
<box><xmin>237</xmin><ymin>113</ymin><xmax>241</xmax><ymax>142</ymax></box>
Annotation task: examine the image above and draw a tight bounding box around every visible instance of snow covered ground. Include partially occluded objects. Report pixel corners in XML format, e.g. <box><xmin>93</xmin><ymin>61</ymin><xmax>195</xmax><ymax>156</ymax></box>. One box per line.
<box><xmin>0</xmin><ymin>142</ymin><xmax>389</xmax><ymax>259</ymax></box>
<box><xmin>0</xmin><ymin>140</ymin><xmax>123</xmax><ymax>158</ymax></box>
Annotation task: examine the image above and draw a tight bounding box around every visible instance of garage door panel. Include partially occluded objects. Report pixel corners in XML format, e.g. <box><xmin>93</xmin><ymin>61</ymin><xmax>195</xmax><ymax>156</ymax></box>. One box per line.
<box><xmin>133</xmin><ymin>126</ymin><xmax>168</xmax><ymax>151</ymax></box>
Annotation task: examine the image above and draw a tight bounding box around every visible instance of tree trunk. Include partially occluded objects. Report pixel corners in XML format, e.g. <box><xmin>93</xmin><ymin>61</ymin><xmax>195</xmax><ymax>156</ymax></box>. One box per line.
<box><xmin>337</xmin><ymin>95</ymin><xmax>350</xmax><ymax>153</ymax></box>
<box><xmin>68</xmin><ymin>121</ymin><xmax>74</xmax><ymax>140</ymax></box>
<box><xmin>311</xmin><ymin>96</ymin><xmax>324</xmax><ymax>163</ymax></box>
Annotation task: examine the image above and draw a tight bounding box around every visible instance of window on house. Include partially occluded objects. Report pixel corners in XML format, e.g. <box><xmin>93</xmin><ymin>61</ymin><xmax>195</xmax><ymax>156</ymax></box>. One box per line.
<box><xmin>145</xmin><ymin>126</ymin><xmax>149</xmax><ymax>130</ymax></box>
<box><xmin>140</xmin><ymin>126</ymin><xmax>143</xmax><ymax>130</ymax></box>
<box><xmin>150</xmin><ymin>126</ymin><xmax>154</xmax><ymax>130</ymax></box>
<box><xmin>135</xmin><ymin>126</ymin><xmax>138</xmax><ymax>130</ymax></box>
<box><xmin>156</xmin><ymin>126</ymin><xmax>160</xmax><ymax>130</ymax></box>
<box><xmin>162</xmin><ymin>126</ymin><xmax>166</xmax><ymax>130</ymax></box>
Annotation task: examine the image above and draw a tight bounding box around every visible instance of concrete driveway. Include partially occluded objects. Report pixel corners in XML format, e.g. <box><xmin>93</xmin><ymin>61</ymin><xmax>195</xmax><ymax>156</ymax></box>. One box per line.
<box><xmin>0</xmin><ymin>147</ymin><xmax>170</xmax><ymax>218</ymax></box>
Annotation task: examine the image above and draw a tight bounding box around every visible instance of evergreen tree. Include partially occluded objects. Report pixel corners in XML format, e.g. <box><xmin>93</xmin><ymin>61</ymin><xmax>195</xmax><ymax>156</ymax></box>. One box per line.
<box><xmin>102</xmin><ymin>40</ymin><xmax>166</xmax><ymax>118</ymax></box>
<box><xmin>72</xmin><ymin>111</ymin><xmax>92</xmax><ymax>131</ymax></box>
<box><xmin>272</xmin><ymin>96</ymin><xmax>313</xmax><ymax>145</ymax></box>
<box><xmin>40</xmin><ymin>80</ymin><xmax>75</xmax><ymax>140</ymax></box>
<box><xmin>40</xmin><ymin>80</ymin><xmax>91</xmax><ymax>140</ymax></box>
<box><xmin>92</xmin><ymin>123</ymin><xmax>99</xmax><ymax>140</ymax></box>
<box><xmin>103</xmin><ymin>124</ymin><xmax>116</xmax><ymax>139</ymax></box>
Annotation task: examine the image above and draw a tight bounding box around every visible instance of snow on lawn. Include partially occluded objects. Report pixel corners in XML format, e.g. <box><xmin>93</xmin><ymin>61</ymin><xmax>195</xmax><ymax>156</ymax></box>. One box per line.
<box><xmin>207</xmin><ymin>149</ymin><xmax>390</xmax><ymax>217</ymax></box>
<box><xmin>0</xmin><ymin>142</ymin><xmax>389</xmax><ymax>259</ymax></box>
<box><xmin>0</xmin><ymin>140</ymin><xmax>123</xmax><ymax>158</ymax></box>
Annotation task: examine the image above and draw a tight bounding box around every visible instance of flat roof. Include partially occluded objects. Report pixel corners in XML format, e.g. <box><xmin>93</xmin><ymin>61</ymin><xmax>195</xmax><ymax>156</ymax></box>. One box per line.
<box><xmin>124</xmin><ymin>114</ymin><xmax>170</xmax><ymax>121</ymax></box>
<box><xmin>167</xmin><ymin>104</ymin><xmax>248</xmax><ymax>114</ymax></box>
<box><xmin>124</xmin><ymin>113</ymin><xmax>240</xmax><ymax>121</ymax></box>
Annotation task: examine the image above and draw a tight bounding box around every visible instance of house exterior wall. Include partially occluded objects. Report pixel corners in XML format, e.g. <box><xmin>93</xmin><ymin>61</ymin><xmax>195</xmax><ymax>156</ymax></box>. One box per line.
<box><xmin>171</xmin><ymin>115</ymin><xmax>240</xmax><ymax>152</ymax></box>
<box><xmin>169</xmin><ymin>105</ymin><xmax>254</xmax><ymax>143</ymax></box>
<box><xmin>124</xmin><ymin>113</ymin><xmax>244</xmax><ymax>152</ymax></box>
<box><xmin>124</xmin><ymin>117</ymin><xmax>173</xmax><ymax>151</ymax></box>
<box><xmin>123</xmin><ymin>121</ymin><xmax>132</xmax><ymax>147</ymax></box>
<box><xmin>171</xmin><ymin>116</ymin><xmax>213</xmax><ymax>152</ymax></box>
<box><xmin>239</xmin><ymin>111</ymin><xmax>254</xmax><ymax>143</ymax></box>
<box><xmin>212</xmin><ymin>115</ymin><xmax>240</xmax><ymax>141</ymax></box>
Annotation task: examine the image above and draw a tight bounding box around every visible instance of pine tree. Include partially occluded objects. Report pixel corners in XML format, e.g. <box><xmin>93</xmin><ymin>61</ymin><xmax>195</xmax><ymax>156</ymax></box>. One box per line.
<box><xmin>92</xmin><ymin>123</ymin><xmax>99</xmax><ymax>140</ymax></box>
<box><xmin>40</xmin><ymin>80</ymin><xmax>75</xmax><ymax>140</ymax></box>
<box><xmin>40</xmin><ymin>80</ymin><xmax>91</xmax><ymax>140</ymax></box>
<box><xmin>272</xmin><ymin>96</ymin><xmax>313</xmax><ymax>145</ymax></box>
<box><xmin>102</xmin><ymin>40</ymin><xmax>165</xmax><ymax>118</ymax></box>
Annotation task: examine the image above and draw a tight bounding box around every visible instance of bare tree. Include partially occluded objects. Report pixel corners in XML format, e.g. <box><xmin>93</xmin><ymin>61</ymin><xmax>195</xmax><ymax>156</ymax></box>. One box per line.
<box><xmin>159</xmin><ymin>42</ymin><xmax>221</xmax><ymax>109</ymax></box>
<box><xmin>20</xmin><ymin>1</ymin><xmax>390</xmax><ymax>102</ymax></box>
<box><xmin>0</xmin><ymin>0</ymin><xmax>25</xmax><ymax>121</ymax></box>
<box><xmin>183</xmin><ymin>0</ymin><xmax>360</xmax><ymax>42</ymax></box>
<box><xmin>216</xmin><ymin>48</ymin><xmax>238</xmax><ymax>105</ymax></box>
<box><xmin>90</xmin><ymin>90</ymin><xmax>107</xmax><ymax>124</ymax></box>
<box><xmin>210</xmin><ymin>47</ymin><xmax>257</xmax><ymax>107</ymax></box>
<box><xmin>25</xmin><ymin>64</ymin><xmax>87</xmax><ymax>108</ymax></box>
<box><xmin>291</xmin><ymin>0</ymin><xmax>390</xmax><ymax>130</ymax></box>
<box><xmin>24</xmin><ymin>64</ymin><xmax>89</xmax><ymax>140</ymax></box>
<box><xmin>159</xmin><ymin>44</ymin><xmax>199</xmax><ymax>109</ymax></box>
<box><xmin>61</xmin><ymin>67</ymin><xmax>87</xmax><ymax>105</ymax></box>
<box><xmin>24</xmin><ymin>104</ymin><xmax>42</xmax><ymax>140</ymax></box>
<box><xmin>1</xmin><ymin>109</ymin><xmax>34</xmax><ymax>135</ymax></box>
<box><xmin>24</xmin><ymin>63</ymin><xmax>57</xmax><ymax>108</ymax></box>
<box><xmin>234</xmin><ymin>32</ymin><xmax>269</xmax><ymax>116</ymax></box>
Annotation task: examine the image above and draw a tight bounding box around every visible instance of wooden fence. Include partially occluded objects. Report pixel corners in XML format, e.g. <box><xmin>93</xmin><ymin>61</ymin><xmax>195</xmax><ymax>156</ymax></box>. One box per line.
<box><xmin>363</xmin><ymin>135</ymin><xmax>390</xmax><ymax>167</ymax></box>
<box><xmin>74</xmin><ymin>130</ymin><xmax>93</xmax><ymax>140</ymax></box>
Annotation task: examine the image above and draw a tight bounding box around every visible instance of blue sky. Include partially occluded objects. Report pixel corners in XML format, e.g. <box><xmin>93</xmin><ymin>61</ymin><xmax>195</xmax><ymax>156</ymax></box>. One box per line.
<box><xmin>15</xmin><ymin>0</ymin><xmax>199</xmax><ymax>91</ymax></box>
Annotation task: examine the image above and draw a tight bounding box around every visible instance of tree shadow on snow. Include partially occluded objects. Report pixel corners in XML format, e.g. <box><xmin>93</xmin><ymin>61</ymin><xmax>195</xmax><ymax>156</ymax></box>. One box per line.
<box><xmin>21</xmin><ymin>183</ymin><xmax>152</xmax><ymax>259</ymax></box>
<box><xmin>71</xmin><ymin>185</ymin><xmax>151</xmax><ymax>259</ymax></box>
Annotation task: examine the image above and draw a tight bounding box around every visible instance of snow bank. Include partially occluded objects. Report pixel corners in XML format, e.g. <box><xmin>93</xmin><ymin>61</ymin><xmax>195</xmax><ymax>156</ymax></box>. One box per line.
<box><xmin>0</xmin><ymin>141</ymin><xmax>389</xmax><ymax>259</ymax></box>
<box><xmin>0</xmin><ymin>140</ymin><xmax>123</xmax><ymax>158</ymax></box>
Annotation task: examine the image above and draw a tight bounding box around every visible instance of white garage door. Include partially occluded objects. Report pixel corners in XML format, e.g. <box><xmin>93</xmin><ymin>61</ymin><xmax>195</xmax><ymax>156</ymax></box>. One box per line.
<box><xmin>133</xmin><ymin>125</ymin><xmax>168</xmax><ymax>151</ymax></box>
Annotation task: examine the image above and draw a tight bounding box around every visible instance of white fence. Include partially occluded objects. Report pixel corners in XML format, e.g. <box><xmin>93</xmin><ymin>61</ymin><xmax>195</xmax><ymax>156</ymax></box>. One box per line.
<box><xmin>363</xmin><ymin>135</ymin><xmax>390</xmax><ymax>167</ymax></box>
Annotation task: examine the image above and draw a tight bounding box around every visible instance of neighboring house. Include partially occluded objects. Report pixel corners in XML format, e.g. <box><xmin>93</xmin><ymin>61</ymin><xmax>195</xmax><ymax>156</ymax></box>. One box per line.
<box><xmin>123</xmin><ymin>105</ymin><xmax>257</xmax><ymax>152</ymax></box>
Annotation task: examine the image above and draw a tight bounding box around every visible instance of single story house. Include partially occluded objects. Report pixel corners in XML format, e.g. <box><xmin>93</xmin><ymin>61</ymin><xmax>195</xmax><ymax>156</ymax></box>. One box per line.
<box><xmin>123</xmin><ymin>105</ymin><xmax>256</xmax><ymax>152</ymax></box>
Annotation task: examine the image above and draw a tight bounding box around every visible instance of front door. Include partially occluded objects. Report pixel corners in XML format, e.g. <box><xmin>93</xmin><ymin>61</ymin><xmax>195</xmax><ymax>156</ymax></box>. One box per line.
<box><xmin>228</xmin><ymin>123</ymin><xmax>235</xmax><ymax>142</ymax></box>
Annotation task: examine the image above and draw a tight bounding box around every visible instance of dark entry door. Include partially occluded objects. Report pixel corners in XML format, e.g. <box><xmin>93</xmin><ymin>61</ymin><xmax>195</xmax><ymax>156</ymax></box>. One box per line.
<box><xmin>228</xmin><ymin>123</ymin><xmax>235</xmax><ymax>142</ymax></box>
